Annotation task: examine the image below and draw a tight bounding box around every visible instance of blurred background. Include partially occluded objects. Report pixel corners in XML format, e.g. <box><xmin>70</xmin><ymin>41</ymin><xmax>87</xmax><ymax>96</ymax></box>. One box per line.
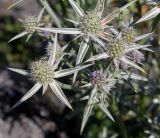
<box><xmin>0</xmin><ymin>0</ymin><xmax>160</xmax><ymax>138</ymax></box>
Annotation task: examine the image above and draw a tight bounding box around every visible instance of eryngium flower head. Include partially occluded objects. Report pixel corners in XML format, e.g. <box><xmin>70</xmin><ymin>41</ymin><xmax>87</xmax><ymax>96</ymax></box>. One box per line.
<box><xmin>80</xmin><ymin>70</ymin><xmax>116</xmax><ymax>133</ymax></box>
<box><xmin>24</xmin><ymin>16</ymin><xmax>39</xmax><ymax>34</ymax></box>
<box><xmin>8</xmin><ymin>34</ymin><xmax>91</xmax><ymax>110</ymax></box>
<box><xmin>90</xmin><ymin>70</ymin><xmax>106</xmax><ymax>87</ymax></box>
<box><xmin>79</xmin><ymin>11</ymin><xmax>103</xmax><ymax>36</ymax></box>
<box><xmin>9</xmin><ymin>8</ymin><xmax>44</xmax><ymax>42</ymax></box>
<box><xmin>31</xmin><ymin>59</ymin><xmax>54</xmax><ymax>84</ymax></box>
<box><xmin>108</xmin><ymin>38</ymin><xmax>125</xmax><ymax>59</ymax></box>
<box><xmin>122</xmin><ymin>28</ymin><xmax>136</xmax><ymax>44</ymax></box>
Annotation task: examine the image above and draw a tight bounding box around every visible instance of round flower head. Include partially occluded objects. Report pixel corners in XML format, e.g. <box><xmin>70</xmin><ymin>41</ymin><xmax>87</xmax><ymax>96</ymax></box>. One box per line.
<box><xmin>24</xmin><ymin>16</ymin><xmax>39</xmax><ymax>34</ymax></box>
<box><xmin>30</xmin><ymin>59</ymin><xmax>54</xmax><ymax>84</ymax></box>
<box><xmin>79</xmin><ymin>11</ymin><xmax>104</xmax><ymax>36</ymax></box>
<box><xmin>8</xmin><ymin>8</ymin><xmax>44</xmax><ymax>42</ymax></box>
<box><xmin>127</xmin><ymin>51</ymin><xmax>145</xmax><ymax>64</ymax></box>
<box><xmin>90</xmin><ymin>70</ymin><xmax>106</xmax><ymax>87</ymax></box>
<box><xmin>108</xmin><ymin>38</ymin><xmax>125</xmax><ymax>59</ymax></box>
<box><xmin>122</xmin><ymin>28</ymin><xmax>136</xmax><ymax>45</ymax></box>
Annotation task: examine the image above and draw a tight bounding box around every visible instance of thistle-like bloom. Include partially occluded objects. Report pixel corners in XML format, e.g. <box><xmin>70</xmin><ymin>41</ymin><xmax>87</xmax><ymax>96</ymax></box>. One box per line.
<box><xmin>136</xmin><ymin>0</ymin><xmax>160</xmax><ymax>23</ymax></box>
<box><xmin>36</xmin><ymin>0</ymin><xmax>138</xmax><ymax>82</ymax></box>
<box><xmin>86</xmin><ymin>31</ymin><xmax>151</xmax><ymax>73</ymax></box>
<box><xmin>9</xmin><ymin>8</ymin><xmax>45</xmax><ymax>42</ymax></box>
<box><xmin>8</xmin><ymin>34</ymin><xmax>91</xmax><ymax>109</ymax></box>
<box><xmin>80</xmin><ymin>70</ymin><xmax>116</xmax><ymax>133</ymax></box>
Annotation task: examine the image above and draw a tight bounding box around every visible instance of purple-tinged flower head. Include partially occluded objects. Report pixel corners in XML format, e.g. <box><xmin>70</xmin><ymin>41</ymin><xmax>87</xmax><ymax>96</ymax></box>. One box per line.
<box><xmin>122</xmin><ymin>28</ymin><xmax>136</xmax><ymax>45</ymax></box>
<box><xmin>90</xmin><ymin>70</ymin><xmax>106</xmax><ymax>87</ymax></box>
<box><xmin>23</xmin><ymin>16</ymin><xmax>39</xmax><ymax>34</ymax></box>
<box><xmin>120</xmin><ymin>51</ymin><xmax>145</xmax><ymax>69</ymax></box>
<box><xmin>127</xmin><ymin>51</ymin><xmax>145</xmax><ymax>64</ymax></box>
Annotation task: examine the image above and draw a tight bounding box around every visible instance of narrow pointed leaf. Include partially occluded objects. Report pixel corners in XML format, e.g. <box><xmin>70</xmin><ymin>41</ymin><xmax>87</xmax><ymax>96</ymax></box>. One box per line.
<box><xmin>98</xmin><ymin>103</ymin><xmax>115</xmax><ymax>122</ymax></box>
<box><xmin>54</xmin><ymin>64</ymin><xmax>92</xmax><ymax>78</ymax></box>
<box><xmin>38</xmin><ymin>7</ymin><xmax>45</xmax><ymax>22</ymax></box>
<box><xmin>121</xmin><ymin>57</ymin><xmax>146</xmax><ymax>74</ymax></box>
<box><xmin>95</xmin><ymin>0</ymin><xmax>105</xmax><ymax>17</ymax></box>
<box><xmin>76</xmin><ymin>37</ymin><xmax>90</xmax><ymax>64</ymax></box>
<box><xmin>102</xmin><ymin>0</ymin><xmax>137</xmax><ymax>25</ymax></box>
<box><xmin>8</xmin><ymin>68</ymin><xmax>30</xmax><ymax>76</ymax></box>
<box><xmin>81</xmin><ymin>86</ymin><xmax>97</xmax><ymax>134</ymax></box>
<box><xmin>119</xmin><ymin>0</ymin><xmax>138</xmax><ymax>11</ymax></box>
<box><xmin>36</xmin><ymin>27</ymin><xmax>81</xmax><ymax>34</ymax></box>
<box><xmin>73</xmin><ymin>37</ymin><xmax>90</xmax><ymax>83</ymax></box>
<box><xmin>135</xmin><ymin>33</ymin><xmax>153</xmax><ymax>41</ymax></box>
<box><xmin>68</xmin><ymin>0</ymin><xmax>85</xmax><ymax>17</ymax></box>
<box><xmin>8</xmin><ymin>0</ymin><xmax>24</xmax><ymax>9</ymax></box>
<box><xmin>65</xmin><ymin>18</ymin><xmax>79</xmax><ymax>25</ymax></box>
<box><xmin>11</xmin><ymin>83</ymin><xmax>42</xmax><ymax>110</ymax></box>
<box><xmin>50</xmin><ymin>81</ymin><xmax>72</xmax><ymax>109</ymax></box>
<box><xmin>125</xmin><ymin>45</ymin><xmax>151</xmax><ymax>53</ymax></box>
<box><xmin>9</xmin><ymin>31</ymin><xmax>28</xmax><ymax>43</ymax></box>
<box><xmin>92</xmin><ymin>36</ymin><xmax>105</xmax><ymax>47</ymax></box>
<box><xmin>48</xmin><ymin>34</ymin><xmax>58</xmax><ymax>66</ymax></box>
<box><xmin>119</xmin><ymin>72</ymin><xmax>148</xmax><ymax>81</ymax></box>
<box><xmin>26</xmin><ymin>34</ymin><xmax>32</xmax><ymax>42</ymax></box>
<box><xmin>42</xmin><ymin>84</ymin><xmax>48</xmax><ymax>95</ymax></box>
<box><xmin>39</xmin><ymin>0</ymin><xmax>61</xmax><ymax>27</ymax></box>
<box><xmin>85</xmin><ymin>53</ymin><xmax>109</xmax><ymax>63</ymax></box>
<box><xmin>81</xmin><ymin>83</ymin><xmax>92</xmax><ymax>88</ymax></box>
<box><xmin>136</xmin><ymin>7</ymin><xmax>160</xmax><ymax>23</ymax></box>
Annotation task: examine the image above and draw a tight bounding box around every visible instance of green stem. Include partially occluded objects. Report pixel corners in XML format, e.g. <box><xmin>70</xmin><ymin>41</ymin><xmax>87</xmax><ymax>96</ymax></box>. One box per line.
<box><xmin>39</xmin><ymin>0</ymin><xmax>61</xmax><ymax>28</ymax></box>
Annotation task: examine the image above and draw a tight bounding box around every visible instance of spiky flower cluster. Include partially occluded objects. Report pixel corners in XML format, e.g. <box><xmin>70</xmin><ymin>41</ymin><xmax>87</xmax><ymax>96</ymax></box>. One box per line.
<box><xmin>122</xmin><ymin>28</ymin><xmax>135</xmax><ymax>44</ymax></box>
<box><xmin>80</xmin><ymin>11</ymin><xmax>103</xmax><ymax>36</ymax></box>
<box><xmin>108</xmin><ymin>38</ymin><xmax>125</xmax><ymax>59</ymax></box>
<box><xmin>30</xmin><ymin>59</ymin><xmax>54</xmax><ymax>84</ymax></box>
<box><xmin>7</xmin><ymin>0</ymin><xmax>157</xmax><ymax>134</ymax></box>
<box><xmin>23</xmin><ymin>16</ymin><xmax>39</xmax><ymax>34</ymax></box>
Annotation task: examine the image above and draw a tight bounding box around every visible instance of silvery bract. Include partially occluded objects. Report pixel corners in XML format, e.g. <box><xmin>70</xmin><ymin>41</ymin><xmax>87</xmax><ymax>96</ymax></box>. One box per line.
<box><xmin>136</xmin><ymin>1</ymin><xmax>160</xmax><ymax>23</ymax></box>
